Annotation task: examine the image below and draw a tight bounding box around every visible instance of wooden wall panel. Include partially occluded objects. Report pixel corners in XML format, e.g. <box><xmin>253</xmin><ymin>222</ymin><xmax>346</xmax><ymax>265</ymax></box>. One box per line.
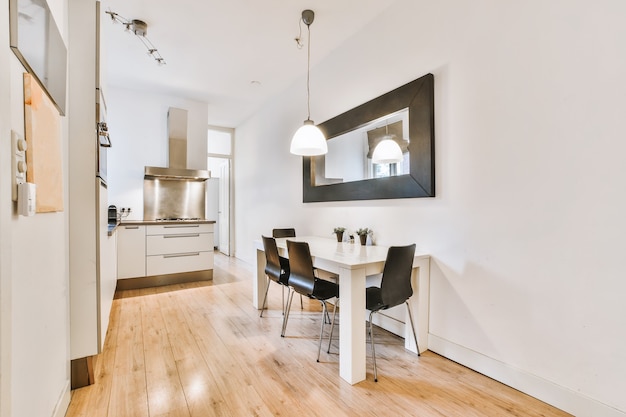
<box><xmin>23</xmin><ymin>73</ymin><xmax>64</xmax><ymax>212</ymax></box>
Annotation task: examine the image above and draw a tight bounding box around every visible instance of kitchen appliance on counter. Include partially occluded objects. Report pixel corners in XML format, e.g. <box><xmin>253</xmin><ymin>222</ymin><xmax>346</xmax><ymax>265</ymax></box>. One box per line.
<box><xmin>108</xmin><ymin>205</ymin><xmax>117</xmax><ymax>224</ymax></box>
<box><xmin>143</xmin><ymin>107</ymin><xmax>211</xmax><ymax>220</ymax></box>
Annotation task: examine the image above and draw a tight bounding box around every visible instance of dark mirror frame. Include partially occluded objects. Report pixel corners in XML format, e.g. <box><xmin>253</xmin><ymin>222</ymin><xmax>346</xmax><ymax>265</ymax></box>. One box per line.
<box><xmin>303</xmin><ymin>73</ymin><xmax>434</xmax><ymax>202</ymax></box>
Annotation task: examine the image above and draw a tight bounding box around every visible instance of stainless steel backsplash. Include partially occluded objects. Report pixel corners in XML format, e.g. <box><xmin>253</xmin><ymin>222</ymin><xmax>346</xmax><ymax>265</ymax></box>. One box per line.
<box><xmin>143</xmin><ymin>178</ymin><xmax>206</xmax><ymax>220</ymax></box>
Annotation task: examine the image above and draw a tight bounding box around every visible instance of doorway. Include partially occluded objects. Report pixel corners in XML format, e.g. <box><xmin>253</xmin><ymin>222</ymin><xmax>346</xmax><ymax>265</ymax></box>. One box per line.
<box><xmin>207</xmin><ymin>127</ymin><xmax>233</xmax><ymax>256</ymax></box>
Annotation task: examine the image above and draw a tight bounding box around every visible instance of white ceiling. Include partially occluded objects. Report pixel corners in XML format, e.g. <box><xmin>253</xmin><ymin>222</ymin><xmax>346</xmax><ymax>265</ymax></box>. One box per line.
<box><xmin>100</xmin><ymin>0</ymin><xmax>397</xmax><ymax>127</ymax></box>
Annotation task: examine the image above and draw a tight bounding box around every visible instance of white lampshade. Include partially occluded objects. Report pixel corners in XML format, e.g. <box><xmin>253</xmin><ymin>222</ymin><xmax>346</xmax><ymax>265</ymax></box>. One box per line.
<box><xmin>372</xmin><ymin>138</ymin><xmax>403</xmax><ymax>164</ymax></box>
<box><xmin>290</xmin><ymin>120</ymin><xmax>327</xmax><ymax>156</ymax></box>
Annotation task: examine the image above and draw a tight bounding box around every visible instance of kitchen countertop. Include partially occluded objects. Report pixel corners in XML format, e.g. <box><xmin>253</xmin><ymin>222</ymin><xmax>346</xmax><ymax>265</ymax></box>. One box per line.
<box><xmin>120</xmin><ymin>219</ymin><xmax>216</xmax><ymax>225</ymax></box>
<box><xmin>108</xmin><ymin>219</ymin><xmax>216</xmax><ymax>236</ymax></box>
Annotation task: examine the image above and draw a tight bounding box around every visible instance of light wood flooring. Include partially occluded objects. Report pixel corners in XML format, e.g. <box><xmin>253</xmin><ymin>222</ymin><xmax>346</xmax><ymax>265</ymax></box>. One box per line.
<box><xmin>66</xmin><ymin>252</ymin><xmax>572</xmax><ymax>417</ymax></box>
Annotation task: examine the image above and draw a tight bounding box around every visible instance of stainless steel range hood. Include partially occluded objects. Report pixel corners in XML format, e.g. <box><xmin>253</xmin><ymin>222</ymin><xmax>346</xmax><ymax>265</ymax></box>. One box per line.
<box><xmin>144</xmin><ymin>166</ymin><xmax>209</xmax><ymax>180</ymax></box>
<box><xmin>143</xmin><ymin>107</ymin><xmax>210</xmax><ymax>220</ymax></box>
<box><xmin>144</xmin><ymin>107</ymin><xmax>210</xmax><ymax>180</ymax></box>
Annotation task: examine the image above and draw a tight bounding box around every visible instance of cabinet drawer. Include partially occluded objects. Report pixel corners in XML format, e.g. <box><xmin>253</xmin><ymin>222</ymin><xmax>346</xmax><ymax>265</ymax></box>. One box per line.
<box><xmin>147</xmin><ymin>223</ymin><xmax>213</xmax><ymax>235</ymax></box>
<box><xmin>146</xmin><ymin>233</ymin><xmax>212</xmax><ymax>255</ymax></box>
<box><xmin>146</xmin><ymin>251</ymin><xmax>214</xmax><ymax>276</ymax></box>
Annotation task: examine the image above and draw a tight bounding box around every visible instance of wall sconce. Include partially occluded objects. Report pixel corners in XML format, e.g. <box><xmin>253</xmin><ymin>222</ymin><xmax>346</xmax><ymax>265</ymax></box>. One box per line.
<box><xmin>105</xmin><ymin>10</ymin><xmax>166</xmax><ymax>65</ymax></box>
<box><xmin>290</xmin><ymin>9</ymin><xmax>327</xmax><ymax>156</ymax></box>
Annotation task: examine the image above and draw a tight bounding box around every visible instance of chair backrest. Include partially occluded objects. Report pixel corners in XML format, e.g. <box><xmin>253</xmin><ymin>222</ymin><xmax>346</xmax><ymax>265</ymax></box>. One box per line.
<box><xmin>380</xmin><ymin>244</ymin><xmax>416</xmax><ymax>308</ymax></box>
<box><xmin>262</xmin><ymin>236</ymin><xmax>283</xmax><ymax>280</ymax></box>
<box><xmin>286</xmin><ymin>240</ymin><xmax>316</xmax><ymax>296</ymax></box>
<box><xmin>272</xmin><ymin>228</ymin><xmax>296</xmax><ymax>238</ymax></box>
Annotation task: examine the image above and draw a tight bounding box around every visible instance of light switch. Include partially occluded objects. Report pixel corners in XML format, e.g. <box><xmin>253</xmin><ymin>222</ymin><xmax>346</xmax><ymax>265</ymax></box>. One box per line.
<box><xmin>18</xmin><ymin>182</ymin><xmax>36</xmax><ymax>216</ymax></box>
<box><xmin>11</xmin><ymin>130</ymin><xmax>27</xmax><ymax>201</ymax></box>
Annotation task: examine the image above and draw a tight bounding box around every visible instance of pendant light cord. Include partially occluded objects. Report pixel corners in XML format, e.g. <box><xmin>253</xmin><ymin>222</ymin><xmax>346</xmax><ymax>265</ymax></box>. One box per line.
<box><xmin>306</xmin><ymin>23</ymin><xmax>312</xmax><ymax>121</ymax></box>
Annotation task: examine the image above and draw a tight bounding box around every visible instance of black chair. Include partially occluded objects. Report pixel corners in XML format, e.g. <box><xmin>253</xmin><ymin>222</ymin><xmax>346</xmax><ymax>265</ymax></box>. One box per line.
<box><xmin>260</xmin><ymin>236</ymin><xmax>291</xmax><ymax>320</ymax></box>
<box><xmin>272</xmin><ymin>228</ymin><xmax>296</xmax><ymax>238</ymax></box>
<box><xmin>366</xmin><ymin>244</ymin><xmax>419</xmax><ymax>382</ymax></box>
<box><xmin>283</xmin><ymin>240</ymin><xmax>339</xmax><ymax>362</ymax></box>
<box><xmin>272</xmin><ymin>228</ymin><xmax>303</xmax><ymax>309</ymax></box>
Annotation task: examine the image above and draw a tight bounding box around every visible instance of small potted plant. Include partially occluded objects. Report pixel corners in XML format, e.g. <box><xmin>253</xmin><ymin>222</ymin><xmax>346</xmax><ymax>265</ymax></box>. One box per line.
<box><xmin>355</xmin><ymin>228</ymin><xmax>372</xmax><ymax>246</ymax></box>
<box><xmin>333</xmin><ymin>227</ymin><xmax>346</xmax><ymax>242</ymax></box>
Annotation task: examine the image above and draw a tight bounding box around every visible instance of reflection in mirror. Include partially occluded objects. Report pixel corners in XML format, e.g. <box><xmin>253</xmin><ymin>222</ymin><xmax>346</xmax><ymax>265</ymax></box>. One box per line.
<box><xmin>314</xmin><ymin>108</ymin><xmax>410</xmax><ymax>185</ymax></box>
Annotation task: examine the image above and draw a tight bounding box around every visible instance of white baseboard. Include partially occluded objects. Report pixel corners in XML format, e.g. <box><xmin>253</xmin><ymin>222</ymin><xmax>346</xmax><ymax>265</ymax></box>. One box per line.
<box><xmin>428</xmin><ymin>334</ymin><xmax>625</xmax><ymax>417</ymax></box>
<box><xmin>52</xmin><ymin>379</ymin><xmax>71</xmax><ymax>417</ymax></box>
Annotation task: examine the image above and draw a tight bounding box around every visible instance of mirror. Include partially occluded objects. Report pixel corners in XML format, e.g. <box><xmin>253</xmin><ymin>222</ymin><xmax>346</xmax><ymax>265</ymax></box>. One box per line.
<box><xmin>9</xmin><ymin>0</ymin><xmax>67</xmax><ymax>115</ymax></box>
<box><xmin>303</xmin><ymin>73</ymin><xmax>434</xmax><ymax>202</ymax></box>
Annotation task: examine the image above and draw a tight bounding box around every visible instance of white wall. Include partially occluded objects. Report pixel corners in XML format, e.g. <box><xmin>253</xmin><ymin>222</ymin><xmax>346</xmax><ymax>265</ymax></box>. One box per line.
<box><xmin>106</xmin><ymin>87</ymin><xmax>209</xmax><ymax>219</ymax></box>
<box><xmin>0</xmin><ymin>3</ymin><xmax>13</xmax><ymax>415</ymax></box>
<box><xmin>1</xmin><ymin>0</ymin><xmax>71</xmax><ymax>415</ymax></box>
<box><xmin>234</xmin><ymin>0</ymin><xmax>626</xmax><ymax>416</ymax></box>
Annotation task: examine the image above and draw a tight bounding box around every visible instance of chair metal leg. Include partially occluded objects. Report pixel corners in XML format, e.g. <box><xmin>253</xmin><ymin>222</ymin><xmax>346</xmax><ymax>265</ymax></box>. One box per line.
<box><xmin>259</xmin><ymin>277</ymin><xmax>271</xmax><ymax>318</ymax></box>
<box><xmin>281</xmin><ymin>286</ymin><xmax>285</xmax><ymax>315</ymax></box>
<box><xmin>281</xmin><ymin>290</ymin><xmax>296</xmax><ymax>337</ymax></box>
<box><xmin>368</xmin><ymin>310</ymin><xmax>378</xmax><ymax>382</ymax></box>
<box><xmin>405</xmin><ymin>301</ymin><xmax>420</xmax><ymax>356</ymax></box>
<box><xmin>317</xmin><ymin>301</ymin><xmax>328</xmax><ymax>362</ymax></box>
<box><xmin>282</xmin><ymin>287</ymin><xmax>290</xmax><ymax>315</ymax></box>
<box><xmin>327</xmin><ymin>300</ymin><xmax>338</xmax><ymax>354</ymax></box>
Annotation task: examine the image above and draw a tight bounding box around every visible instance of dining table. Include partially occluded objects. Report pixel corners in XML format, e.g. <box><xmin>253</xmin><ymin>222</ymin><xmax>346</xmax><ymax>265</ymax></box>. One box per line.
<box><xmin>253</xmin><ymin>235</ymin><xmax>431</xmax><ymax>385</ymax></box>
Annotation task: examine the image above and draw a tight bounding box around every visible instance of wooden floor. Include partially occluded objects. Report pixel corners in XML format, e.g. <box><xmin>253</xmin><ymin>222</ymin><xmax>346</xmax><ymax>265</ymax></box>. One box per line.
<box><xmin>66</xmin><ymin>253</ymin><xmax>571</xmax><ymax>417</ymax></box>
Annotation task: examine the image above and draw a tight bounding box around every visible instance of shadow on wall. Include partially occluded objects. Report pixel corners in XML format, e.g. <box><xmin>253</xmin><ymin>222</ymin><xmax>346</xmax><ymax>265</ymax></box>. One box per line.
<box><xmin>428</xmin><ymin>257</ymin><xmax>532</xmax><ymax>361</ymax></box>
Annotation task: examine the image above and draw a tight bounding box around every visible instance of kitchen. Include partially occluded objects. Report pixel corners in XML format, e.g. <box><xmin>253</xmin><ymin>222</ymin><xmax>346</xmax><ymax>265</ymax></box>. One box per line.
<box><xmin>113</xmin><ymin>108</ymin><xmax>216</xmax><ymax>290</ymax></box>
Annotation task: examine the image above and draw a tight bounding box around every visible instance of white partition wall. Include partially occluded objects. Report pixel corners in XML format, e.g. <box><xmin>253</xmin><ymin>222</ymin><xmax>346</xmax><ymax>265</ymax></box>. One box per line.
<box><xmin>1</xmin><ymin>0</ymin><xmax>72</xmax><ymax>415</ymax></box>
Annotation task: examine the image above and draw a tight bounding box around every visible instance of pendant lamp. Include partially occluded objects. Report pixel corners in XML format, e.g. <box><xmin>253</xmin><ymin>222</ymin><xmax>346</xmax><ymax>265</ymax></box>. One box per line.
<box><xmin>372</xmin><ymin>123</ymin><xmax>403</xmax><ymax>164</ymax></box>
<box><xmin>372</xmin><ymin>139</ymin><xmax>403</xmax><ymax>164</ymax></box>
<box><xmin>290</xmin><ymin>9</ymin><xmax>327</xmax><ymax>156</ymax></box>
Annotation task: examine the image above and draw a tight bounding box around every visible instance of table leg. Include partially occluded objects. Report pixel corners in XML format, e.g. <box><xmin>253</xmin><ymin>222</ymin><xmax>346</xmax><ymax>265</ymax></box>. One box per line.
<box><xmin>339</xmin><ymin>266</ymin><xmax>367</xmax><ymax>384</ymax></box>
<box><xmin>254</xmin><ymin>248</ymin><xmax>268</xmax><ymax>309</ymax></box>
<box><xmin>405</xmin><ymin>258</ymin><xmax>430</xmax><ymax>354</ymax></box>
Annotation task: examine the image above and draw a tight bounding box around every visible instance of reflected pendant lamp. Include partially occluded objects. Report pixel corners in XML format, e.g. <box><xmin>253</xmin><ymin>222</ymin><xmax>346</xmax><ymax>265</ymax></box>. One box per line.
<box><xmin>372</xmin><ymin>139</ymin><xmax>403</xmax><ymax>164</ymax></box>
<box><xmin>290</xmin><ymin>9</ymin><xmax>327</xmax><ymax>156</ymax></box>
<box><xmin>372</xmin><ymin>123</ymin><xmax>403</xmax><ymax>164</ymax></box>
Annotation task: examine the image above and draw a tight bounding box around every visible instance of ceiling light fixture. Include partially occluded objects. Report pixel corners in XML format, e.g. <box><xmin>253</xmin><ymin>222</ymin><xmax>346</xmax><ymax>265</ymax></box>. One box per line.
<box><xmin>290</xmin><ymin>9</ymin><xmax>327</xmax><ymax>156</ymax></box>
<box><xmin>372</xmin><ymin>124</ymin><xmax>403</xmax><ymax>164</ymax></box>
<box><xmin>105</xmin><ymin>10</ymin><xmax>166</xmax><ymax>65</ymax></box>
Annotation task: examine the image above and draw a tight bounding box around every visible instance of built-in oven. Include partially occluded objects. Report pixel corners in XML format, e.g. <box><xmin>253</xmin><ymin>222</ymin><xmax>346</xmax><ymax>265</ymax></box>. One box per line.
<box><xmin>96</xmin><ymin>89</ymin><xmax>110</xmax><ymax>183</ymax></box>
<box><xmin>97</xmin><ymin>122</ymin><xmax>110</xmax><ymax>182</ymax></box>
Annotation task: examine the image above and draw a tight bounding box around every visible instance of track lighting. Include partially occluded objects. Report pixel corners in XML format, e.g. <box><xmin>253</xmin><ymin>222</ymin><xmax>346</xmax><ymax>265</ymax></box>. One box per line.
<box><xmin>105</xmin><ymin>10</ymin><xmax>166</xmax><ymax>65</ymax></box>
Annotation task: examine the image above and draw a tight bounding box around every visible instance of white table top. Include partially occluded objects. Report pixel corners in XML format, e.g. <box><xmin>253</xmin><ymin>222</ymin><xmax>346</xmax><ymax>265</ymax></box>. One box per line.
<box><xmin>257</xmin><ymin>235</ymin><xmax>429</xmax><ymax>270</ymax></box>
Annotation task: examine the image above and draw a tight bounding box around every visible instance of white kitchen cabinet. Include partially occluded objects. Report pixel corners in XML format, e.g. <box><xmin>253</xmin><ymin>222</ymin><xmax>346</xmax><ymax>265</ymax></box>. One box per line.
<box><xmin>146</xmin><ymin>251</ymin><xmax>213</xmax><ymax>276</ymax></box>
<box><xmin>146</xmin><ymin>233</ymin><xmax>213</xmax><ymax>255</ymax></box>
<box><xmin>117</xmin><ymin>225</ymin><xmax>146</xmax><ymax>278</ymax></box>
<box><xmin>117</xmin><ymin>222</ymin><xmax>214</xmax><ymax>280</ymax></box>
<box><xmin>146</xmin><ymin>223</ymin><xmax>214</xmax><ymax>276</ymax></box>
